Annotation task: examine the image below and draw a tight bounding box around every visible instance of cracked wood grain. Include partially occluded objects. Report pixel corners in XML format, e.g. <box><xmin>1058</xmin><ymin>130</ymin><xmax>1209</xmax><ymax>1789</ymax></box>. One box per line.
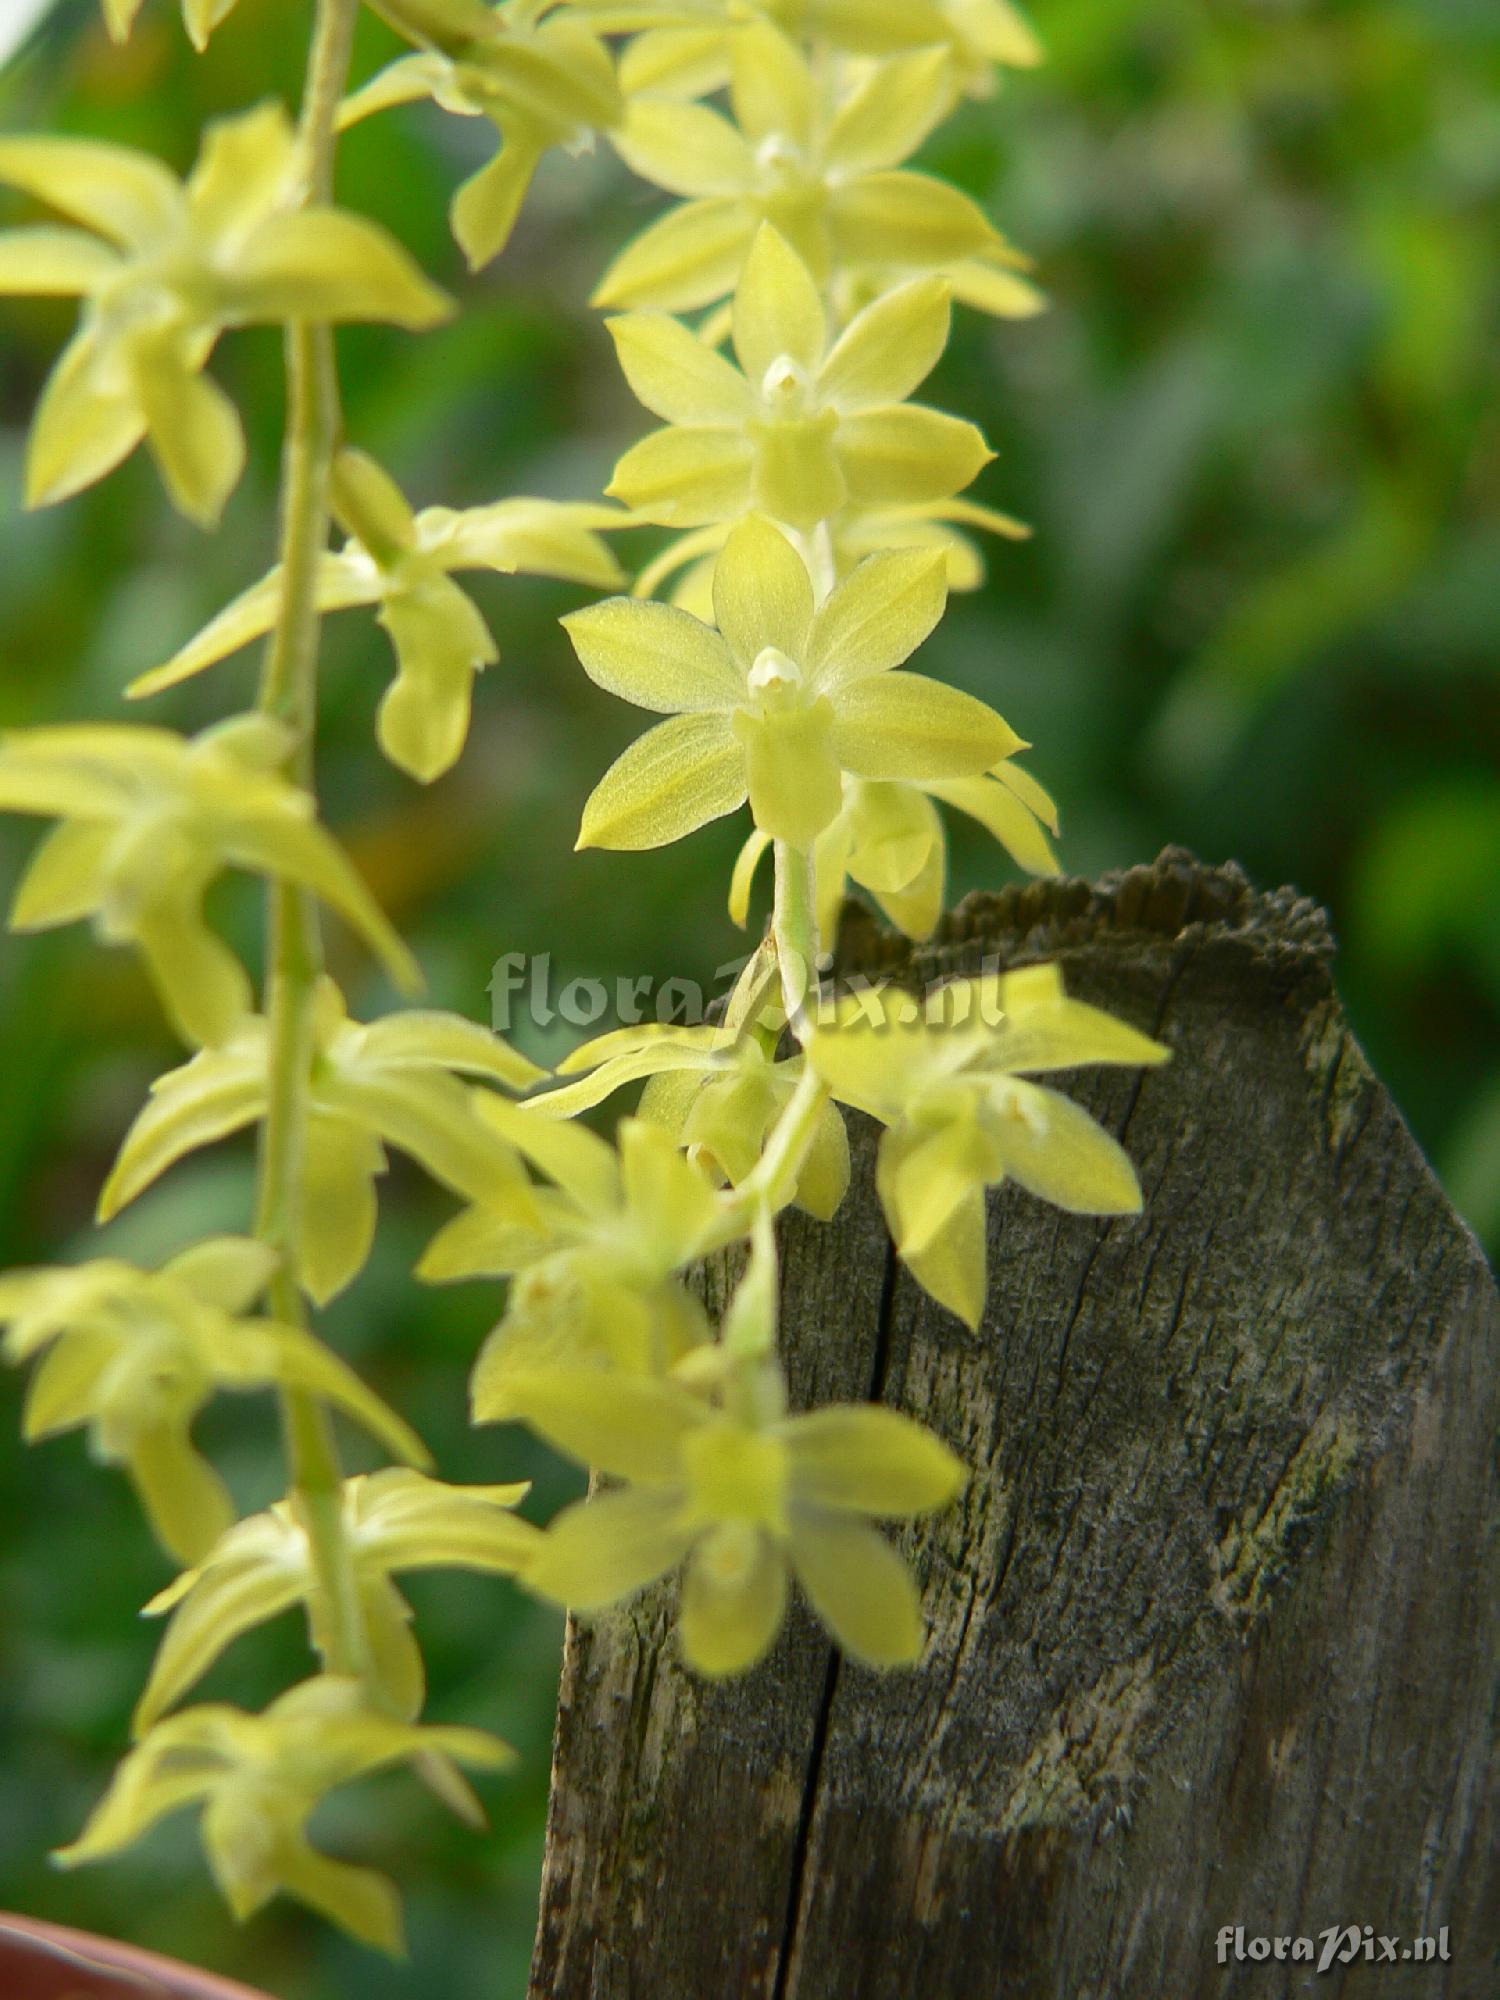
<box><xmin>526</xmin><ymin>849</ymin><xmax>1498</xmax><ymax>2000</ymax></box>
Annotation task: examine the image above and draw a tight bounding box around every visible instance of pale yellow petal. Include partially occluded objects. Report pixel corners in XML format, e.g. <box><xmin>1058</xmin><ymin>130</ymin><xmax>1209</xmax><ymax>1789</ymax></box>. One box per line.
<box><xmin>948</xmin><ymin>257</ymin><xmax>1046</xmax><ymax>319</ymax></box>
<box><xmin>992</xmin><ymin>755</ymin><xmax>1058</xmax><ymax>830</ymax></box>
<box><xmin>788</xmin><ymin>1512</ymin><xmax>923</xmax><ymax>1666</ymax></box>
<box><xmin>126</xmin><ymin>1422</ymin><xmax>237</xmax><ymax>1567</ymax></box>
<box><xmin>795</xmin><ymin>1096</ymin><xmax>851</xmax><ymax>1221</ymax></box>
<box><xmin>728</xmin><ymin>825</ymin><xmax>772</xmax><ymax>926</ymax></box>
<box><xmin>129</xmin><ymin>557</ymin><xmax>376</xmax><ymax>699</ymax></box>
<box><xmin>135</xmin><ymin>1551</ymin><xmax>306</xmax><ymax>1732</ymax></box>
<box><xmin>818</xmin><ymin>275</ymin><xmax>951</xmax><ymax>410</ymax></box>
<box><xmin>433</xmin><ymin>497</ymin><xmax>624</xmax><ymax>586</ymax></box>
<box><xmin>25</xmin><ymin>332</ymin><xmax>145</xmax><ymax>510</ymax></box>
<box><xmin>606</xmin><ymin>310</ymin><xmax>750</xmax><ymax>427</ymax></box>
<box><xmin>829</xmin><ymin>171</ymin><xmax>997</xmax><ymax>271</ymax></box>
<box><xmin>0</xmin><ymin>225</ymin><xmax>121</xmax><ymax>293</ymax></box>
<box><xmin>926</xmin><ymin>770</ymin><xmax>1059</xmax><ymax>875</ymax></box>
<box><xmin>9</xmin><ymin>820</ymin><xmax>109</xmax><ymax>929</ymax></box>
<box><xmin>228</xmin><ymin>210</ymin><xmax>451</xmax><ymax>327</ymax></box>
<box><xmin>732</xmin><ymin>223</ymin><xmax>826</xmax><ymax>383</ymax></box>
<box><xmin>593</xmin><ymin>196</ymin><xmax>751</xmax><ymax>312</ymax></box>
<box><xmin>900</xmin><ymin>1185</ymin><xmax>988</xmax><ymax>1328</ymax></box>
<box><xmin>525</xmin><ymin>1487</ymin><xmax>694</xmax><ymax>1612</ymax></box>
<box><xmin>728</xmin><ymin>19</ymin><xmax>816</xmax><ymax>151</ymax></box>
<box><xmin>785</xmin><ymin>1404</ymin><xmax>965</xmax><ymax>1516</ymax></box>
<box><xmin>376</xmin><ymin>578</ymin><xmax>496</xmax><ymax>782</ymax></box>
<box><xmin>992</xmin><ymin>1081</ymin><xmax>1145</xmax><ymax>1214</ymax></box>
<box><xmin>736</xmin><ymin>705</ymin><xmax>843</xmax><ymax>848</ymax></box>
<box><xmin>451</xmin><ymin>134</ymin><xmax>546</xmax><ymax>271</ymax></box>
<box><xmin>137</xmin><ymin>353</ymin><xmax>246</xmax><ymax>529</ymax></box>
<box><xmin>184</xmin><ymin>102</ymin><xmax>297</xmax><ymax>242</ymax></box>
<box><xmin>711</xmin><ymin>514</ymin><xmax>814</xmax><ymax>671</ymax></box>
<box><xmin>612</xmin><ymin>98</ymin><xmax>751</xmax><ymax>198</ymax></box>
<box><xmin>132</xmin><ymin>896</ymin><xmax>254</xmax><ymax>1047</ymax></box>
<box><xmin>805</xmin><ymin>547</ymin><xmax>947</xmax><ymax>692</ymax></box>
<box><xmin>822</xmin><ymin>48</ymin><xmax>954</xmax><ymax>175</ymax></box>
<box><xmin>491</xmin><ymin>1368</ymin><xmax>703</xmax><ymax>1482</ymax></box>
<box><xmin>356</xmin><ymin>1009</ymin><xmax>544</xmax><ymax>1087</ymax></box>
<box><xmin>578</xmin><ymin>710</ymin><xmax>745</xmax><ymax>850</ymax></box>
<box><xmin>835</xmin><ymin>404</ymin><xmax>993</xmax><ymax>508</ymax></box>
<box><xmin>833</xmin><ymin>672</ymin><xmax>1016</xmax><ymax>780</ymax></box>
<box><xmin>607</xmin><ymin>424</ymin><xmax>754</xmax><ymax>526</ymax></box>
<box><xmin>300</xmin><ymin>1113</ymin><xmax>384</xmax><ymax>1304</ymax></box>
<box><xmin>100</xmin><ymin>1042</ymin><xmax>266</xmax><ymax>1221</ymax></box>
<box><xmin>0</xmin><ymin>134</ymin><xmax>183</xmax><ymax>248</ymax></box>
<box><xmin>329</xmin><ymin>446</ymin><xmax>415</xmax><ymax>555</ymax></box>
<box><xmin>564</xmin><ymin>596</ymin><xmax>741</xmax><ymax>713</ymax></box>
<box><xmin>679</xmin><ymin>1531</ymin><xmax>787</xmax><ymax>1675</ymax></box>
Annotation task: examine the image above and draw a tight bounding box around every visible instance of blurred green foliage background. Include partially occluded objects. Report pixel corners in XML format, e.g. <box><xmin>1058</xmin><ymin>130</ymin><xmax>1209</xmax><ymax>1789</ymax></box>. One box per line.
<box><xmin>0</xmin><ymin>0</ymin><xmax>1496</xmax><ymax>1992</ymax></box>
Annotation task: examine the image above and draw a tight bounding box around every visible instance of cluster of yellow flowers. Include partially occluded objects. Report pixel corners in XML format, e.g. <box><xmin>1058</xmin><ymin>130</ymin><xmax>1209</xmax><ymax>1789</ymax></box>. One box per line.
<box><xmin>0</xmin><ymin>0</ymin><xmax>1168</xmax><ymax>1955</ymax></box>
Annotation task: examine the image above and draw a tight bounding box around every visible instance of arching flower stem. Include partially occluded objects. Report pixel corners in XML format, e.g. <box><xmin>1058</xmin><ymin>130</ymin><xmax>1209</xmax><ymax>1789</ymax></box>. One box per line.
<box><xmin>253</xmin><ymin>0</ymin><xmax>367</xmax><ymax>1683</ymax></box>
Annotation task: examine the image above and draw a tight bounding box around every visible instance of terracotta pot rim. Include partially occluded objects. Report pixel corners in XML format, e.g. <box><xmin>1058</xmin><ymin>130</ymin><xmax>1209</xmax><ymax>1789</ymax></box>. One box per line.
<box><xmin>0</xmin><ymin>1913</ymin><xmax>275</xmax><ymax>2000</ymax></box>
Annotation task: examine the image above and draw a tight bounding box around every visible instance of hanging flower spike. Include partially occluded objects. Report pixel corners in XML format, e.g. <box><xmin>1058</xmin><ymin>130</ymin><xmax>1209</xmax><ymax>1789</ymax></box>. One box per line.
<box><xmin>530</xmin><ymin>1015</ymin><xmax>851</xmax><ymax>1218</ymax></box>
<box><xmin>730</xmin><ymin>756</ymin><xmax>1060</xmax><ymax>943</ymax></box>
<box><xmin>606</xmin><ymin>225</ymin><xmax>992</xmax><ymax>530</ymax></box>
<box><xmin>426</xmin><ymin>1117</ymin><xmax>735</xmax><ymax>1410</ymax></box>
<box><xmin>566</xmin><ymin>513</ymin><xmax>1018</xmax><ymax>852</ymax></box>
<box><xmin>519</xmin><ymin>1361</ymin><xmax>966</xmax><ymax>1676</ymax></box>
<box><xmin>0</xmin><ymin>1238</ymin><xmax>429</xmax><ymax>1564</ymax></box>
<box><xmin>339</xmin><ymin>4</ymin><xmax>622</xmax><ymax>271</ymax></box>
<box><xmin>134</xmin><ymin>1470</ymin><xmax>540</xmax><ymax>1733</ymax></box>
<box><xmin>0</xmin><ymin>104</ymin><xmax>450</xmax><ymax>525</ymax></box>
<box><xmin>809</xmin><ymin>962</ymin><xmax>1169</xmax><ymax>1328</ymax></box>
<box><xmin>97</xmin><ymin>978</ymin><xmax>549</xmax><ymax>1302</ymax></box>
<box><xmin>57</xmin><ymin>1676</ymin><xmax>514</xmax><ymax>1953</ymax></box>
<box><xmin>0</xmin><ymin>714</ymin><xmax>420</xmax><ymax>1047</ymax></box>
<box><xmin>596</xmin><ymin>23</ymin><xmax>996</xmax><ymax>313</ymax></box>
<box><xmin>129</xmin><ymin>450</ymin><xmax>625</xmax><ymax>783</ymax></box>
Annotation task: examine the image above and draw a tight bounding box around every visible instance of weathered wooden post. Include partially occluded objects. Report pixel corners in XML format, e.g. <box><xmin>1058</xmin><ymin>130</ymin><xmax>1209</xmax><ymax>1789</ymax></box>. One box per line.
<box><xmin>527</xmin><ymin>851</ymin><xmax>1497</xmax><ymax>2000</ymax></box>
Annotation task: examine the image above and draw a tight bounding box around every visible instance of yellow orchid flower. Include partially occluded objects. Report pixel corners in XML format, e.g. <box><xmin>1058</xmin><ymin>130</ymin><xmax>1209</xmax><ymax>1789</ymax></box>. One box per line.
<box><xmin>532</xmin><ymin>1016</ymin><xmax>850</xmax><ymax>1217</ymax></box>
<box><xmin>58</xmin><ymin>1676</ymin><xmax>513</xmax><ymax>1953</ymax></box>
<box><xmin>426</xmin><ymin>1116</ymin><xmax>731</xmax><ymax>1410</ymax></box>
<box><xmin>128</xmin><ymin>450</ymin><xmax>625</xmax><ymax>783</ymax></box>
<box><xmin>98</xmin><ymin>977</ymin><xmax>550</xmax><ymax>1302</ymax></box>
<box><xmin>566</xmin><ymin>512</ymin><xmax>1019</xmax><ymax>851</ymax></box>
<box><xmin>0</xmin><ymin>1239</ymin><xmax>426</xmax><ymax>1565</ymax></box>
<box><xmin>606</xmin><ymin>224</ymin><xmax>993</xmax><ymax>529</ymax></box>
<box><xmin>134</xmin><ymin>1469</ymin><xmax>540</xmax><ymax>1733</ymax></box>
<box><xmin>519</xmin><ymin>1359</ymin><xmax>965</xmax><ymax>1675</ymax></box>
<box><xmin>340</xmin><ymin>4</ymin><xmax>622</xmax><ymax>270</ymax></box>
<box><xmin>809</xmin><ymin>962</ymin><xmax>1170</xmax><ymax>1327</ymax></box>
<box><xmin>0</xmin><ymin>714</ymin><xmax>419</xmax><ymax>1046</ymax></box>
<box><xmin>597</xmin><ymin>24</ymin><xmax>995</xmax><ymax>312</ymax></box>
<box><xmin>730</xmin><ymin>756</ymin><xmax>1061</xmax><ymax>941</ymax></box>
<box><xmin>0</xmin><ymin>103</ymin><xmax>449</xmax><ymax>524</ymax></box>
